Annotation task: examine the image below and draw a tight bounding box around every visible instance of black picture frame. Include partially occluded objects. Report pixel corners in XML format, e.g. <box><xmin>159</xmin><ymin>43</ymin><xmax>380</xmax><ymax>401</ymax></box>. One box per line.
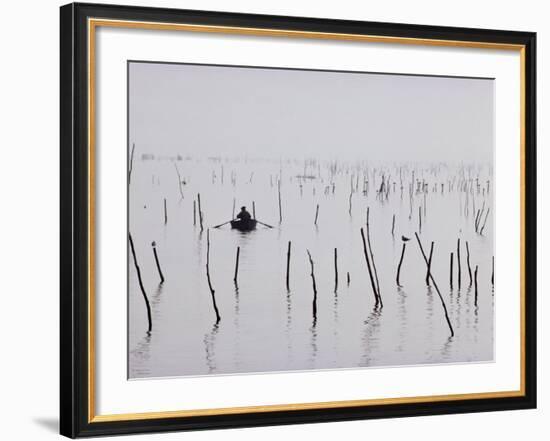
<box><xmin>60</xmin><ymin>2</ymin><xmax>537</xmax><ymax>438</ymax></box>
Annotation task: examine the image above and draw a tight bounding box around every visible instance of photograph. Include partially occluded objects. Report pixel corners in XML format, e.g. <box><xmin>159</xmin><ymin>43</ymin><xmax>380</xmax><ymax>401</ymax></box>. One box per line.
<box><xmin>127</xmin><ymin>61</ymin><xmax>495</xmax><ymax>379</ymax></box>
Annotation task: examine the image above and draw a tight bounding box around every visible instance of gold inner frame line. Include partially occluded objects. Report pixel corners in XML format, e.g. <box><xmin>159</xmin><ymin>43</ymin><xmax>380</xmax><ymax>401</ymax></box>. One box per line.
<box><xmin>87</xmin><ymin>17</ymin><xmax>527</xmax><ymax>423</ymax></box>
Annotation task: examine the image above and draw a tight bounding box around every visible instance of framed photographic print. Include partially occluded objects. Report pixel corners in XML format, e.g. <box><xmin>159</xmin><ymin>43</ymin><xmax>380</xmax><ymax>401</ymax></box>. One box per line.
<box><xmin>60</xmin><ymin>2</ymin><xmax>536</xmax><ymax>438</ymax></box>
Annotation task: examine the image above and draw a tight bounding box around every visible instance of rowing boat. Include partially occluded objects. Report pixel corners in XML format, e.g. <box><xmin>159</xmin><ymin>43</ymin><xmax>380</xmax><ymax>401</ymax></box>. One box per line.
<box><xmin>230</xmin><ymin>219</ymin><xmax>257</xmax><ymax>231</ymax></box>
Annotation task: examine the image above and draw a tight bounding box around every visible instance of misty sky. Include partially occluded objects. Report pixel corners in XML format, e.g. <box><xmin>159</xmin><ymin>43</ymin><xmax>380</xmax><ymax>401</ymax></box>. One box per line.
<box><xmin>128</xmin><ymin>61</ymin><xmax>494</xmax><ymax>162</ymax></box>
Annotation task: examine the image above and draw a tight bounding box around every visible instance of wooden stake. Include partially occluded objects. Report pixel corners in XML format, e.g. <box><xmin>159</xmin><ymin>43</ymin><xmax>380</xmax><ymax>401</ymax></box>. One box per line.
<box><xmin>151</xmin><ymin>241</ymin><xmax>165</xmax><ymax>284</ymax></box>
<box><xmin>286</xmin><ymin>241</ymin><xmax>291</xmax><ymax>291</ymax></box>
<box><xmin>392</xmin><ymin>214</ymin><xmax>395</xmax><ymax>236</ymax></box>
<box><xmin>197</xmin><ymin>193</ymin><xmax>204</xmax><ymax>232</ymax></box>
<box><xmin>480</xmin><ymin>207</ymin><xmax>490</xmax><ymax>235</ymax></box>
<box><xmin>233</xmin><ymin>246</ymin><xmax>240</xmax><ymax>284</ymax></box>
<box><xmin>457</xmin><ymin>238</ymin><xmax>462</xmax><ymax>290</ymax></box>
<box><xmin>347</xmin><ymin>272</ymin><xmax>350</xmax><ymax>285</ymax></box>
<box><xmin>466</xmin><ymin>241</ymin><xmax>473</xmax><ymax>286</ymax></box>
<box><xmin>164</xmin><ymin>198</ymin><xmax>167</xmax><ymax>225</ymax></box>
<box><xmin>450</xmin><ymin>252</ymin><xmax>454</xmax><ymax>290</ymax></box>
<box><xmin>206</xmin><ymin>229</ymin><xmax>220</xmax><ymax>323</ymax></box>
<box><xmin>128</xmin><ymin>233</ymin><xmax>152</xmax><ymax>333</ymax></box>
<box><xmin>491</xmin><ymin>256</ymin><xmax>495</xmax><ymax>286</ymax></box>
<box><xmin>334</xmin><ymin>247</ymin><xmax>338</xmax><ymax>292</ymax></box>
<box><xmin>314</xmin><ymin>204</ymin><xmax>320</xmax><ymax>225</ymax></box>
<box><xmin>366</xmin><ymin>208</ymin><xmax>382</xmax><ymax>306</ymax></box>
<box><xmin>252</xmin><ymin>201</ymin><xmax>256</xmax><ymax>219</ymax></box>
<box><xmin>474</xmin><ymin>265</ymin><xmax>479</xmax><ymax>306</ymax></box>
<box><xmin>306</xmin><ymin>249</ymin><xmax>318</xmax><ymax>320</ymax></box>
<box><xmin>414</xmin><ymin>234</ymin><xmax>454</xmax><ymax>337</ymax></box>
<box><xmin>396</xmin><ymin>242</ymin><xmax>406</xmax><ymax>286</ymax></box>
<box><xmin>174</xmin><ymin>163</ymin><xmax>184</xmax><ymax>200</ymax></box>
<box><xmin>278</xmin><ymin>179</ymin><xmax>282</xmax><ymax>223</ymax></box>
<box><xmin>426</xmin><ymin>241</ymin><xmax>434</xmax><ymax>286</ymax></box>
<box><xmin>361</xmin><ymin>228</ymin><xmax>379</xmax><ymax>307</ymax></box>
<box><xmin>128</xmin><ymin>142</ymin><xmax>135</xmax><ymax>185</ymax></box>
<box><xmin>476</xmin><ymin>201</ymin><xmax>486</xmax><ymax>231</ymax></box>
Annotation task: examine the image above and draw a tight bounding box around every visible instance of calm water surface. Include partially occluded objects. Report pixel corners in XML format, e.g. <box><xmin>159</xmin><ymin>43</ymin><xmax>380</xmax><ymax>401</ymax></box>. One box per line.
<box><xmin>128</xmin><ymin>158</ymin><xmax>494</xmax><ymax>378</ymax></box>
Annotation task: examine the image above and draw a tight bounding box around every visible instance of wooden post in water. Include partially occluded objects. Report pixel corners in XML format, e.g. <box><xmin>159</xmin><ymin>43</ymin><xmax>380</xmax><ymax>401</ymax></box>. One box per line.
<box><xmin>425</xmin><ymin>241</ymin><xmax>434</xmax><ymax>286</ymax></box>
<box><xmin>450</xmin><ymin>252</ymin><xmax>454</xmax><ymax>290</ymax></box>
<box><xmin>396</xmin><ymin>242</ymin><xmax>406</xmax><ymax>286</ymax></box>
<box><xmin>233</xmin><ymin>246</ymin><xmax>240</xmax><ymax>284</ymax></box>
<box><xmin>347</xmin><ymin>272</ymin><xmax>350</xmax><ymax>285</ymax></box>
<box><xmin>314</xmin><ymin>204</ymin><xmax>320</xmax><ymax>225</ymax></box>
<box><xmin>128</xmin><ymin>142</ymin><xmax>135</xmax><ymax>185</ymax></box>
<box><xmin>164</xmin><ymin>198</ymin><xmax>167</xmax><ymax>225</ymax></box>
<box><xmin>286</xmin><ymin>241</ymin><xmax>291</xmax><ymax>291</ymax></box>
<box><xmin>360</xmin><ymin>228</ymin><xmax>379</xmax><ymax>307</ymax></box>
<box><xmin>129</xmin><ymin>234</ymin><xmax>152</xmax><ymax>333</ymax></box>
<box><xmin>491</xmin><ymin>256</ymin><xmax>495</xmax><ymax>287</ymax></box>
<box><xmin>418</xmin><ymin>206</ymin><xmax>422</xmax><ymax>233</ymax></box>
<box><xmin>232</xmin><ymin>198</ymin><xmax>236</xmax><ymax>219</ymax></box>
<box><xmin>334</xmin><ymin>248</ymin><xmax>338</xmax><ymax>292</ymax></box>
<box><xmin>197</xmin><ymin>193</ymin><xmax>204</xmax><ymax>232</ymax></box>
<box><xmin>348</xmin><ymin>191</ymin><xmax>353</xmax><ymax>216</ymax></box>
<box><xmin>151</xmin><ymin>241</ymin><xmax>165</xmax><ymax>284</ymax></box>
<box><xmin>391</xmin><ymin>214</ymin><xmax>395</xmax><ymax>236</ymax></box>
<box><xmin>474</xmin><ymin>265</ymin><xmax>479</xmax><ymax>306</ymax></box>
<box><xmin>174</xmin><ymin>163</ymin><xmax>184</xmax><ymax>200</ymax></box>
<box><xmin>366</xmin><ymin>208</ymin><xmax>382</xmax><ymax>306</ymax></box>
<box><xmin>278</xmin><ymin>179</ymin><xmax>282</xmax><ymax>223</ymax></box>
<box><xmin>477</xmin><ymin>201</ymin><xmax>486</xmax><ymax>231</ymax></box>
<box><xmin>457</xmin><ymin>238</ymin><xmax>462</xmax><ymax>290</ymax></box>
<box><xmin>466</xmin><ymin>241</ymin><xmax>473</xmax><ymax>286</ymax></box>
<box><xmin>480</xmin><ymin>208</ymin><xmax>490</xmax><ymax>235</ymax></box>
<box><xmin>414</xmin><ymin>233</ymin><xmax>454</xmax><ymax>337</ymax></box>
<box><xmin>252</xmin><ymin>201</ymin><xmax>256</xmax><ymax>219</ymax></box>
<box><xmin>205</xmin><ymin>229</ymin><xmax>220</xmax><ymax>323</ymax></box>
<box><xmin>306</xmin><ymin>250</ymin><xmax>318</xmax><ymax>321</ymax></box>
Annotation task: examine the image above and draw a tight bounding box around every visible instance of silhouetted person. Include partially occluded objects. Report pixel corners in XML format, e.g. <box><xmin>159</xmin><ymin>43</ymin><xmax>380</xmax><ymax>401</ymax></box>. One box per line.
<box><xmin>236</xmin><ymin>206</ymin><xmax>252</xmax><ymax>222</ymax></box>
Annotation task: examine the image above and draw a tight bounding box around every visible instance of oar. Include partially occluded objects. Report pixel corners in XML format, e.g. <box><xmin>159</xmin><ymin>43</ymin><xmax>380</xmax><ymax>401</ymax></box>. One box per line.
<box><xmin>256</xmin><ymin>220</ymin><xmax>274</xmax><ymax>229</ymax></box>
<box><xmin>213</xmin><ymin>220</ymin><xmax>233</xmax><ymax>229</ymax></box>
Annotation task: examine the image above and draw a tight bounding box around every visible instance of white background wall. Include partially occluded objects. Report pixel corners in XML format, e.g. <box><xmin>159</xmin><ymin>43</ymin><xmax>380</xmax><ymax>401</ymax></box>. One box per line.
<box><xmin>0</xmin><ymin>0</ymin><xmax>546</xmax><ymax>439</ymax></box>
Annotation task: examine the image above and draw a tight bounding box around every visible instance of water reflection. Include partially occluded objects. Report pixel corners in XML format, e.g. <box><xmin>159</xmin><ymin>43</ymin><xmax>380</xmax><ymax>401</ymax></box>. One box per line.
<box><xmin>151</xmin><ymin>283</ymin><xmax>163</xmax><ymax>310</ymax></box>
<box><xmin>425</xmin><ymin>286</ymin><xmax>434</xmax><ymax>355</ymax></box>
<box><xmin>129</xmin><ymin>333</ymin><xmax>152</xmax><ymax>377</ymax></box>
<box><xmin>464</xmin><ymin>287</ymin><xmax>472</xmax><ymax>332</ymax></box>
<box><xmin>308</xmin><ymin>319</ymin><xmax>318</xmax><ymax>369</ymax></box>
<box><xmin>396</xmin><ymin>287</ymin><xmax>408</xmax><ymax>353</ymax></box>
<box><xmin>285</xmin><ymin>289</ymin><xmax>293</xmax><ymax>364</ymax></box>
<box><xmin>361</xmin><ymin>307</ymin><xmax>382</xmax><ymax>366</ymax></box>
<box><xmin>233</xmin><ymin>284</ymin><xmax>241</xmax><ymax>370</ymax></box>
<box><xmin>440</xmin><ymin>335</ymin><xmax>454</xmax><ymax>361</ymax></box>
<box><xmin>203</xmin><ymin>323</ymin><xmax>220</xmax><ymax>374</ymax></box>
